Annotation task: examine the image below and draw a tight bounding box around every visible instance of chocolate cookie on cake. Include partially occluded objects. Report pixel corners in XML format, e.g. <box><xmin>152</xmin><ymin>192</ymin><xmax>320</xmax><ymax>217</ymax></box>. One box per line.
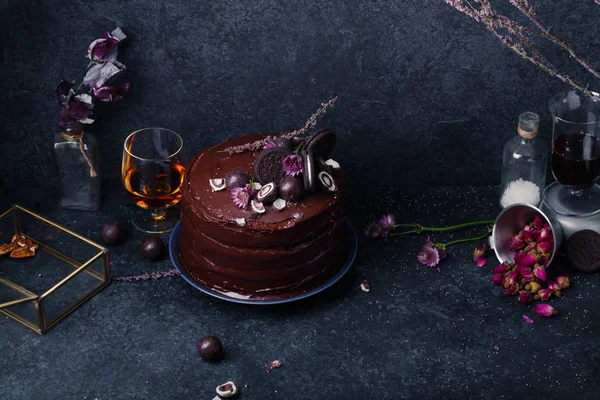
<box><xmin>178</xmin><ymin>129</ymin><xmax>346</xmax><ymax>300</ymax></box>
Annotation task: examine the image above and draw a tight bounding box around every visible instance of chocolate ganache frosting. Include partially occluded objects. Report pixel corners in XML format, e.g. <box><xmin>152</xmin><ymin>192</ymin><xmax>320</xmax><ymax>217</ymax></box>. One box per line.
<box><xmin>178</xmin><ymin>133</ymin><xmax>346</xmax><ymax>300</ymax></box>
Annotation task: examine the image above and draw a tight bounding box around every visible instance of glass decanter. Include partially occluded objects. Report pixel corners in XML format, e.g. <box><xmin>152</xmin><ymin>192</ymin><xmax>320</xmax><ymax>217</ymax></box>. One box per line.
<box><xmin>499</xmin><ymin>112</ymin><xmax>548</xmax><ymax>208</ymax></box>
<box><xmin>52</xmin><ymin>125</ymin><xmax>101</xmax><ymax>211</ymax></box>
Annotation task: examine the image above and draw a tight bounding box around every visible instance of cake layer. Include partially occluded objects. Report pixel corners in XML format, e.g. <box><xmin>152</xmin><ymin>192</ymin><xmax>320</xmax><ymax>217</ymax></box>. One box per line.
<box><xmin>178</xmin><ymin>133</ymin><xmax>345</xmax><ymax>299</ymax></box>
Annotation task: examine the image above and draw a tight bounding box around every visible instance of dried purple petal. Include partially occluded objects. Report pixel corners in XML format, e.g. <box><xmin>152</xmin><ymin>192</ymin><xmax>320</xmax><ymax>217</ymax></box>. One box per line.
<box><xmin>56</xmin><ymin>79</ymin><xmax>75</xmax><ymax>107</ymax></box>
<box><xmin>83</xmin><ymin>60</ymin><xmax>126</xmax><ymax>89</ymax></box>
<box><xmin>475</xmin><ymin>255</ymin><xmax>487</xmax><ymax>268</ymax></box>
<box><xmin>57</xmin><ymin>100</ymin><xmax>93</xmax><ymax>128</ymax></box>
<box><xmin>93</xmin><ymin>82</ymin><xmax>130</xmax><ymax>102</ymax></box>
<box><xmin>522</xmin><ymin>315</ymin><xmax>534</xmax><ymax>324</ymax></box>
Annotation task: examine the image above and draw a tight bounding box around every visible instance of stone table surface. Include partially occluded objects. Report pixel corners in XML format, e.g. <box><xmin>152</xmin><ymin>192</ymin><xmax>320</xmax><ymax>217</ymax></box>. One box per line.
<box><xmin>1</xmin><ymin>185</ymin><xmax>599</xmax><ymax>400</ymax></box>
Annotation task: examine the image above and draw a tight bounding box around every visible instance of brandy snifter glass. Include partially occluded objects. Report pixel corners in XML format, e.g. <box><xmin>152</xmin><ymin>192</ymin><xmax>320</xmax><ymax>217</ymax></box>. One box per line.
<box><xmin>122</xmin><ymin>128</ymin><xmax>187</xmax><ymax>233</ymax></box>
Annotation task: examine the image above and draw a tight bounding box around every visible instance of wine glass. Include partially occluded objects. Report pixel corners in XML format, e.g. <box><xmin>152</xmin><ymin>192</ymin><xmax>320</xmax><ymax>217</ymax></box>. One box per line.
<box><xmin>543</xmin><ymin>90</ymin><xmax>600</xmax><ymax>216</ymax></box>
<box><xmin>122</xmin><ymin>128</ymin><xmax>187</xmax><ymax>233</ymax></box>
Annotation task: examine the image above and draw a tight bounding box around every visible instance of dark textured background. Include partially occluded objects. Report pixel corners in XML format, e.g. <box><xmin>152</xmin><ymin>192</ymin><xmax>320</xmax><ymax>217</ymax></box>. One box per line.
<box><xmin>2</xmin><ymin>0</ymin><xmax>599</xmax><ymax>189</ymax></box>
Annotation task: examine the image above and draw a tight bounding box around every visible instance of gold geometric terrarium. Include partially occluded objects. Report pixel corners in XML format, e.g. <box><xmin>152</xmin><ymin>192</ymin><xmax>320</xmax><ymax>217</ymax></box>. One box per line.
<box><xmin>0</xmin><ymin>205</ymin><xmax>110</xmax><ymax>334</ymax></box>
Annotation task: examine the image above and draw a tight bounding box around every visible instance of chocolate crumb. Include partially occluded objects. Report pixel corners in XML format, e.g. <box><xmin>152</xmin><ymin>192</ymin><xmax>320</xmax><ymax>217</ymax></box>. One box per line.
<box><xmin>266</xmin><ymin>360</ymin><xmax>283</xmax><ymax>373</ymax></box>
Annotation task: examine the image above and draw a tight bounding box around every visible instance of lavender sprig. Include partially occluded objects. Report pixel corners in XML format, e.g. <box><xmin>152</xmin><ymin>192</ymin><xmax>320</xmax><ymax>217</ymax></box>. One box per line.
<box><xmin>224</xmin><ymin>96</ymin><xmax>338</xmax><ymax>155</ymax></box>
<box><xmin>445</xmin><ymin>0</ymin><xmax>598</xmax><ymax>96</ymax></box>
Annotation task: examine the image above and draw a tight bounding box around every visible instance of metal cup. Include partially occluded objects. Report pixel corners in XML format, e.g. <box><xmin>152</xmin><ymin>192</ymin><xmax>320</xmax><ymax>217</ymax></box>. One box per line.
<box><xmin>490</xmin><ymin>203</ymin><xmax>563</xmax><ymax>266</ymax></box>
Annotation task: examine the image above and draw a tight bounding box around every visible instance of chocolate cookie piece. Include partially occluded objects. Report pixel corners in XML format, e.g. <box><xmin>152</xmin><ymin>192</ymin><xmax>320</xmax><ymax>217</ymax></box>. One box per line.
<box><xmin>301</xmin><ymin>149</ymin><xmax>318</xmax><ymax>193</ymax></box>
<box><xmin>254</xmin><ymin>147</ymin><xmax>290</xmax><ymax>184</ymax></box>
<box><xmin>566</xmin><ymin>230</ymin><xmax>600</xmax><ymax>272</ymax></box>
<box><xmin>305</xmin><ymin>128</ymin><xmax>336</xmax><ymax>159</ymax></box>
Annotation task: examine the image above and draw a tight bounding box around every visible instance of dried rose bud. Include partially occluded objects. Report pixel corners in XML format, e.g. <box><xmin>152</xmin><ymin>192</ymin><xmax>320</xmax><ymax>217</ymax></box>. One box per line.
<box><xmin>547</xmin><ymin>280</ymin><xmax>560</xmax><ymax>291</ymax></box>
<box><xmin>515</xmin><ymin>251</ymin><xmax>537</xmax><ymax>268</ymax></box>
<box><xmin>534</xmin><ymin>303</ymin><xmax>558</xmax><ymax>317</ymax></box>
<box><xmin>492</xmin><ymin>273</ymin><xmax>504</xmax><ymax>285</ymax></box>
<box><xmin>539</xmin><ymin>228</ymin><xmax>553</xmax><ymax>242</ymax></box>
<box><xmin>554</xmin><ymin>289</ymin><xmax>562</xmax><ymax>297</ymax></box>
<box><xmin>535</xmin><ymin>288</ymin><xmax>553</xmax><ymax>301</ymax></box>
<box><xmin>534</xmin><ymin>266</ymin><xmax>547</xmax><ymax>282</ymax></box>
<box><xmin>533</xmin><ymin>215</ymin><xmax>545</xmax><ymax>229</ymax></box>
<box><xmin>509</xmin><ymin>235</ymin><xmax>525</xmax><ymax>252</ymax></box>
<box><xmin>494</xmin><ymin>262</ymin><xmax>510</xmax><ymax>274</ymax></box>
<box><xmin>525</xmin><ymin>281</ymin><xmax>542</xmax><ymax>293</ymax></box>
<box><xmin>473</xmin><ymin>243</ymin><xmax>486</xmax><ymax>260</ymax></box>
<box><xmin>504</xmin><ymin>283</ymin><xmax>520</xmax><ymax>296</ymax></box>
<box><xmin>537</xmin><ymin>253</ymin><xmax>548</xmax><ymax>267</ymax></box>
<box><xmin>523</xmin><ymin>230</ymin><xmax>535</xmax><ymax>243</ymax></box>
<box><xmin>516</xmin><ymin>265</ymin><xmax>535</xmax><ymax>283</ymax></box>
<box><xmin>503</xmin><ymin>271</ymin><xmax>518</xmax><ymax>288</ymax></box>
<box><xmin>518</xmin><ymin>291</ymin><xmax>532</xmax><ymax>304</ymax></box>
<box><xmin>556</xmin><ymin>275</ymin><xmax>570</xmax><ymax>289</ymax></box>
<box><xmin>537</xmin><ymin>241</ymin><xmax>553</xmax><ymax>255</ymax></box>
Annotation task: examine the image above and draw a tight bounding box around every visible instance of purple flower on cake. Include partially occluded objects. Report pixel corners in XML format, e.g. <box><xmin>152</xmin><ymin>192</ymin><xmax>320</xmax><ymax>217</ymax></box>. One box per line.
<box><xmin>264</xmin><ymin>140</ymin><xmax>277</xmax><ymax>149</ymax></box>
<box><xmin>93</xmin><ymin>82</ymin><xmax>131</xmax><ymax>102</ymax></box>
<box><xmin>231</xmin><ymin>187</ymin><xmax>251</xmax><ymax>209</ymax></box>
<box><xmin>282</xmin><ymin>154</ymin><xmax>304</xmax><ymax>177</ymax></box>
<box><xmin>87</xmin><ymin>27</ymin><xmax>126</xmax><ymax>63</ymax></box>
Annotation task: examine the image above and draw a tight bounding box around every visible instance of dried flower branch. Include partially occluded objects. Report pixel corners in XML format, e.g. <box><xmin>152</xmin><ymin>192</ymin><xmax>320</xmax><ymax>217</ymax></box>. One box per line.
<box><xmin>224</xmin><ymin>96</ymin><xmax>338</xmax><ymax>155</ymax></box>
<box><xmin>445</xmin><ymin>0</ymin><xmax>598</xmax><ymax>96</ymax></box>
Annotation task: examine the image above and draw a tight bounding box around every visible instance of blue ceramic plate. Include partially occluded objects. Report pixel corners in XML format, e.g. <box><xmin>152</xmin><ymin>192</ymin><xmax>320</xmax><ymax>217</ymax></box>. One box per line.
<box><xmin>169</xmin><ymin>218</ymin><xmax>357</xmax><ymax>305</ymax></box>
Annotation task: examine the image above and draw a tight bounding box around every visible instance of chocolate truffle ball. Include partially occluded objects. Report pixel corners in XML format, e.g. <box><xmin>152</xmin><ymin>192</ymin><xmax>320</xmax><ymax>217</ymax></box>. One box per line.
<box><xmin>100</xmin><ymin>221</ymin><xmax>126</xmax><ymax>245</ymax></box>
<box><xmin>225</xmin><ymin>170</ymin><xmax>250</xmax><ymax>190</ymax></box>
<box><xmin>272</xmin><ymin>137</ymin><xmax>292</xmax><ymax>150</ymax></box>
<box><xmin>140</xmin><ymin>237</ymin><xmax>165</xmax><ymax>261</ymax></box>
<box><xmin>279</xmin><ymin>176</ymin><xmax>305</xmax><ymax>202</ymax></box>
<box><xmin>567</xmin><ymin>230</ymin><xmax>600</xmax><ymax>272</ymax></box>
<box><xmin>197</xmin><ymin>335</ymin><xmax>223</xmax><ymax>361</ymax></box>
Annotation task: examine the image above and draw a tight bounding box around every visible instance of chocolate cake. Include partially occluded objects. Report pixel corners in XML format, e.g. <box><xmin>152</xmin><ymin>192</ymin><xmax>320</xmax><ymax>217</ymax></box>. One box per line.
<box><xmin>178</xmin><ymin>132</ymin><xmax>346</xmax><ymax>300</ymax></box>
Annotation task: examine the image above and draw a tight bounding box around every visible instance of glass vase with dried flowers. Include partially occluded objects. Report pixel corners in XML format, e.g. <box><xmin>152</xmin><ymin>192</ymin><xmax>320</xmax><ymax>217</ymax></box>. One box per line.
<box><xmin>52</xmin><ymin>27</ymin><xmax>131</xmax><ymax>210</ymax></box>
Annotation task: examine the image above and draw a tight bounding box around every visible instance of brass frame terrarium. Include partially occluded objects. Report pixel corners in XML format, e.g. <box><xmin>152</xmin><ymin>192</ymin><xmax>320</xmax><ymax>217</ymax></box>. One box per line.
<box><xmin>0</xmin><ymin>205</ymin><xmax>110</xmax><ymax>334</ymax></box>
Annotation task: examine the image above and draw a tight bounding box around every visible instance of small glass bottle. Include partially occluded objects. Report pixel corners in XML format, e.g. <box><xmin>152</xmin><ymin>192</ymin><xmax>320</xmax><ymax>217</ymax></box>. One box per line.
<box><xmin>52</xmin><ymin>125</ymin><xmax>101</xmax><ymax>211</ymax></box>
<box><xmin>499</xmin><ymin>112</ymin><xmax>548</xmax><ymax>208</ymax></box>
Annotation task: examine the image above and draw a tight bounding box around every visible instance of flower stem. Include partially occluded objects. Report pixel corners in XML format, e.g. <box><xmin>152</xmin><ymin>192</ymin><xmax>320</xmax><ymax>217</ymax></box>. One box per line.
<box><xmin>389</xmin><ymin>230</ymin><xmax>419</xmax><ymax>237</ymax></box>
<box><xmin>392</xmin><ymin>220</ymin><xmax>494</xmax><ymax>233</ymax></box>
<box><xmin>442</xmin><ymin>227</ymin><xmax>493</xmax><ymax>247</ymax></box>
<box><xmin>423</xmin><ymin>220</ymin><xmax>495</xmax><ymax>232</ymax></box>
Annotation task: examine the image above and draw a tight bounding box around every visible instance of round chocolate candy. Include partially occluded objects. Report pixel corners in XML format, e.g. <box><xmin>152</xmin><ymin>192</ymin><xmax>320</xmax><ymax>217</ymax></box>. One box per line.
<box><xmin>254</xmin><ymin>147</ymin><xmax>290</xmax><ymax>184</ymax></box>
<box><xmin>566</xmin><ymin>230</ymin><xmax>600</xmax><ymax>272</ymax></box>
<box><xmin>225</xmin><ymin>170</ymin><xmax>250</xmax><ymax>190</ymax></box>
<box><xmin>305</xmin><ymin>128</ymin><xmax>336</xmax><ymax>159</ymax></box>
<box><xmin>301</xmin><ymin>149</ymin><xmax>318</xmax><ymax>194</ymax></box>
<box><xmin>140</xmin><ymin>237</ymin><xmax>165</xmax><ymax>261</ymax></box>
<box><xmin>279</xmin><ymin>176</ymin><xmax>305</xmax><ymax>202</ymax></box>
<box><xmin>100</xmin><ymin>221</ymin><xmax>126</xmax><ymax>245</ymax></box>
<box><xmin>256</xmin><ymin>182</ymin><xmax>278</xmax><ymax>205</ymax></box>
<box><xmin>198</xmin><ymin>335</ymin><xmax>224</xmax><ymax>361</ymax></box>
<box><xmin>272</xmin><ymin>137</ymin><xmax>292</xmax><ymax>150</ymax></box>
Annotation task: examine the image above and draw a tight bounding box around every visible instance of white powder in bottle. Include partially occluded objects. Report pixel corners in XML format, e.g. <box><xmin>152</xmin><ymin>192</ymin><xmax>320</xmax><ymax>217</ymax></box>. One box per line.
<box><xmin>500</xmin><ymin>178</ymin><xmax>541</xmax><ymax>208</ymax></box>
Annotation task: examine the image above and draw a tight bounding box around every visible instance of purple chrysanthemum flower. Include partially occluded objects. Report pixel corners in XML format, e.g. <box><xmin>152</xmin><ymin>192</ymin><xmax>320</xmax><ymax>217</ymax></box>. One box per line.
<box><xmin>378</xmin><ymin>214</ymin><xmax>396</xmax><ymax>230</ymax></box>
<box><xmin>282</xmin><ymin>154</ymin><xmax>304</xmax><ymax>176</ymax></box>
<box><xmin>231</xmin><ymin>187</ymin><xmax>250</xmax><ymax>209</ymax></box>
<box><xmin>417</xmin><ymin>245</ymin><xmax>440</xmax><ymax>268</ymax></box>
<box><xmin>364</xmin><ymin>221</ymin><xmax>382</xmax><ymax>238</ymax></box>
<box><xmin>244</xmin><ymin>183</ymin><xmax>256</xmax><ymax>198</ymax></box>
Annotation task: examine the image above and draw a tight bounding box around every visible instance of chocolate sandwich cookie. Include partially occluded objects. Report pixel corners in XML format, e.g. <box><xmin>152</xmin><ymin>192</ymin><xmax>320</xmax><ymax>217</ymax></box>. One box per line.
<box><xmin>254</xmin><ymin>147</ymin><xmax>290</xmax><ymax>184</ymax></box>
<box><xmin>566</xmin><ymin>230</ymin><xmax>600</xmax><ymax>272</ymax></box>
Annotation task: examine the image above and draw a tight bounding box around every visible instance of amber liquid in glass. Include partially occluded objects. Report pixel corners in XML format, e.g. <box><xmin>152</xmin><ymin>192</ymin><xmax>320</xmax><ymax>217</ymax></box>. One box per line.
<box><xmin>123</xmin><ymin>162</ymin><xmax>185</xmax><ymax>209</ymax></box>
<box><xmin>552</xmin><ymin>133</ymin><xmax>600</xmax><ymax>189</ymax></box>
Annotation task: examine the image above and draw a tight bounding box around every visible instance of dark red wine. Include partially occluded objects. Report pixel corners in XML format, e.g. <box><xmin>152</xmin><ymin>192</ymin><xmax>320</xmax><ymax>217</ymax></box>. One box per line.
<box><xmin>552</xmin><ymin>133</ymin><xmax>600</xmax><ymax>189</ymax></box>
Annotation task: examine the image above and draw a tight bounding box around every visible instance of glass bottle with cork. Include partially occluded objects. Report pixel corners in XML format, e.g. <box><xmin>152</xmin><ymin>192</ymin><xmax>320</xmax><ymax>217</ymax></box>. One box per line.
<box><xmin>499</xmin><ymin>111</ymin><xmax>548</xmax><ymax>208</ymax></box>
<box><xmin>52</xmin><ymin>122</ymin><xmax>101</xmax><ymax>211</ymax></box>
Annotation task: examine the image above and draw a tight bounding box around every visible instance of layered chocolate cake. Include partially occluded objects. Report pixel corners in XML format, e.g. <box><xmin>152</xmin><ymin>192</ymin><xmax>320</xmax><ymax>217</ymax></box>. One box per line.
<box><xmin>178</xmin><ymin>130</ymin><xmax>346</xmax><ymax>300</ymax></box>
